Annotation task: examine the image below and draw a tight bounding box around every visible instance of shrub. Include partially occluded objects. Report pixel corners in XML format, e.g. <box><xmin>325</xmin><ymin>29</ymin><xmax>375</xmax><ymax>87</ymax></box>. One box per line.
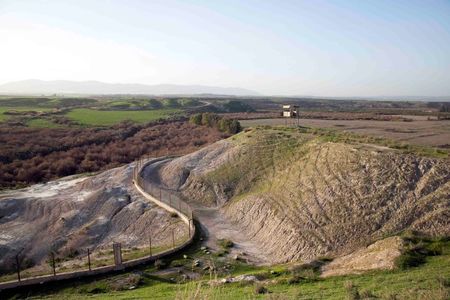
<box><xmin>395</xmin><ymin>234</ymin><xmax>447</xmax><ymax>269</ymax></box>
<box><xmin>0</xmin><ymin>120</ymin><xmax>225</xmax><ymax>188</ymax></box>
<box><xmin>161</xmin><ymin>99</ymin><xmax>180</xmax><ymax>108</ymax></box>
<box><xmin>254</xmin><ymin>284</ymin><xmax>269</xmax><ymax>295</ymax></box>
<box><xmin>344</xmin><ymin>281</ymin><xmax>360</xmax><ymax>300</ymax></box>
<box><xmin>395</xmin><ymin>251</ymin><xmax>425</xmax><ymax>269</ymax></box>
<box><xmin>217</xmin><ymin>239</ymin><xmax>234</xmax><ymax>249</ymax></box>
<box><xmin>287</xmin><ymin>275</ymin><xmax>302</xmax><ymax>285</ymax></box>
<box><xmin>222</xmin><ymin>100</ymin><xmax>254</xmax><ymax>113</ymax></box>
<box><xmin>189</xmin><ymin>114</ymin><xmax>202</xmax><ymax>125</ymax></box>
<box><xmin>189</xmin><ymin>113</ymin><xmax>241</xmax><ymax>134</ymax></box>
<box><xmin>154</xmin><ymin>259</ymin><xmax>167</xmax><ymax>270</ymax></box>
<box><xmin>109</xmin><ymin>274</ymin><xmax>142</xmax><ymax>291</ymax></box>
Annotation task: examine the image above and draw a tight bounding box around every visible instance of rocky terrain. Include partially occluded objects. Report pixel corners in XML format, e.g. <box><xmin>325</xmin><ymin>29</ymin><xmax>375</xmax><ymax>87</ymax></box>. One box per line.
<box><xmin>149</xmin><ymin>126</ymin><xmax>450</xmax><ymax>265</ymax></box>
<box><xmin>0</xmin><ymin>163</ymin><xmax>184</xmax><ymax>272</ymax></box>
<box><xmin>320</xmin><ymin>236</ymin><xmax>404</xmax><ymax>277</ymax></box>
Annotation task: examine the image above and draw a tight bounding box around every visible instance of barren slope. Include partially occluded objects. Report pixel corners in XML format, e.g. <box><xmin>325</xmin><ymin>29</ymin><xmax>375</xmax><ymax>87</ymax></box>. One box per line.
<box><xmin>155</xmin><ymin>126</ymin><xmax>450</xmax><ymax>264</ymax></box>
<box><xmin>0</xmin><ymin>163</ymin><xmax>184</xmax><ymax>272</ymax></box>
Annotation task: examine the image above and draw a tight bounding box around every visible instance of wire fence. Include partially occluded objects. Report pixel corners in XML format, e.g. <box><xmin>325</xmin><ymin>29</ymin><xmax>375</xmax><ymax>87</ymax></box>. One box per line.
<box><xmin>0</xmin><ymin>156</ymin><xmax>195</xmax><ymax>288</ymax></box>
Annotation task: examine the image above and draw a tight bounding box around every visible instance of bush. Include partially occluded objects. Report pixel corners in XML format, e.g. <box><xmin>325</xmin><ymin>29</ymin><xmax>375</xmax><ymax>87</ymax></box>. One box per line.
<box><xmin>254</xmin><ymin>284</ymin><xmax>268</xmax><ymax>295</ymax></box>
<box><xmin>161</xmin><ymin>99</ymin><xmax>180</xmax><ymax>108</ymax></box>
<box><xmin>109</xmin><ymin>274</ymin><xmax>142</xmax><ymax>291</ymax></box>
<box><xmin>217</xmin><ymin>239</ymin><xmax>234</xmax><ymax>249</ymax></box>
<box><xmin>287</xmin><ymin>275</ymin><xmax>302</xmax><ymax>285</ymax></box>
<box><xmin>189</xmin><ymin>113</ymin><xmax>241</xmax><ymax>134</ymax></box>
<box><xmin>395</xmin><ymin>252</ymin><xmax>425</xmax><ymax>269</ymax></box>
<box><xmin>222</xmin><ymin>100</ymin><xmax>254</xmax><ymax>113</ymax></box>
<box><xmin>154</xmin><ymin>259</ymin><xmax>167</xmax><ymax>270</ymax></box>
<box><xmin>396</xmin><ymin>234</ymin><xmax>448</xmax><ymax>269</ymax></box>
<box><xmin>189</xmin><ymin>114</ymin><xmax>202</xmax><ymax>125</ymax></box>
<box><xmin>344</xmin><ymin>281</ymin><xmax>360</xmax><ymax>300</ymax></box>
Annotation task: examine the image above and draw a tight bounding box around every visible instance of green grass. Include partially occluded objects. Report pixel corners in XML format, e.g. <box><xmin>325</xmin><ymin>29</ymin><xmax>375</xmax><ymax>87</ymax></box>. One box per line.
<box><xmin>0</xmin><ymin>107</ymin><xmax>52</xmax><ymax>122</ymax></box>
<box><xmin>22</xmin><ymin>243</ymin><xmax>449</xmax><ymax>299</ymax></box>
<box><xmin>27</xmin><ymin>118</ymin><xmax>62</xmax><ymax>128</ymax></box>
<box><xmin>66</xmin><ymin>108</ymin><xmax>181</xmax><ymax>126</ymax></box>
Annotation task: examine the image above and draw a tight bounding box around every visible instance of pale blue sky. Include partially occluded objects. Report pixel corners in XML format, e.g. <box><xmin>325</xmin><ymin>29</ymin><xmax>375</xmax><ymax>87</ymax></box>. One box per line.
<box><xmin>1</xmin><ymin>0</ymin><xmax>449</xmax><ymax>96</ymax></box>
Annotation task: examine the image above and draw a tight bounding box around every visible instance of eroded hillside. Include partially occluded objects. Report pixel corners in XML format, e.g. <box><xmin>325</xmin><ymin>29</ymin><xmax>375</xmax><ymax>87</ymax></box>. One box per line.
<box><xmin>0</xmin><ymin>163</ymin><xmax>184</xmax><ymax>272</ymax></box>
<box><xmin>154</xmin><ymin>126</ymin><xmax>450</xmax><ymax>263</ymax></box>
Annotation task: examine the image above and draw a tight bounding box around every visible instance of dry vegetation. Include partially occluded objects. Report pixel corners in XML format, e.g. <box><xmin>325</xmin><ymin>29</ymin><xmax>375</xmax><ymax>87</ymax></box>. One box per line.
<box><xmin>240</xmin><ymin>118</ymin><xmax>450</xmax><ymax>149</ymax></box>
<box><xmin>0</xmin><ymin>119</ymin><xmax>227</xmax><ymax>189</ymax></box>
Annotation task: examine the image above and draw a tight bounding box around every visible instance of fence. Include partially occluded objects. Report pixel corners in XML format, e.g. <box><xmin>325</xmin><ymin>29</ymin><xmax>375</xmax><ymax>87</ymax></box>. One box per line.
<box><xmin>0</xmin><ymin>156</ymin><xmax>195</xmax><ymax>291</ymax></box>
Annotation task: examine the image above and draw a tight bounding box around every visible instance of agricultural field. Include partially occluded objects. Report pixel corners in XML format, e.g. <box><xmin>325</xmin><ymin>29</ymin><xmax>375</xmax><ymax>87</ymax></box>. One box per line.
<box><xmin>0</xmin><ymin>96</ymin><xmax>205</xmax><ymax>127</ymax></box>
<box><xmin>66</xmin><ymin>108</ymin><xmax>181</xmax><ymax>126</ymax></box>
<box><xmin>26</xmin><ymin>118</ymin><xmax>63</xmax><ymax>128</ymax></box>
<box><xmin>240</xmin><ymin>117</ymin><xmax>450</xmax><ymax>148</ymax></box>
<box><xmin>0</xmin><ymin>107</ymin><xmax>52</xmax><ymax>122</ymax></box>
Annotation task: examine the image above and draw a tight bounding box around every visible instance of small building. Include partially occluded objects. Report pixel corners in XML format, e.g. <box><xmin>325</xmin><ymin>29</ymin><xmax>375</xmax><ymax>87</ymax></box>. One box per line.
<box><xmin>282</xmin><ymin>105</ymin><xmax>299</xmax><ymax>118</ymax></box>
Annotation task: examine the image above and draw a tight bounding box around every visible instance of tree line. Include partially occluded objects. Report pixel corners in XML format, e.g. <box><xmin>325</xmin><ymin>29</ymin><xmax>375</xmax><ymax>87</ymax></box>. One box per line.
<box><xmin>189</xmin><ymin>113</ymin><xmax>242</xmax><ymax>134</ymax></box>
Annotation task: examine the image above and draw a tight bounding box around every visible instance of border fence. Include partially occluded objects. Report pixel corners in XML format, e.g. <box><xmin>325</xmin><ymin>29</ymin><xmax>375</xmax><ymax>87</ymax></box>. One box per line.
<box><xmin>0</xmin><ymin>156</ymin><xmax>195</xmax><ymax>291</ymax></box>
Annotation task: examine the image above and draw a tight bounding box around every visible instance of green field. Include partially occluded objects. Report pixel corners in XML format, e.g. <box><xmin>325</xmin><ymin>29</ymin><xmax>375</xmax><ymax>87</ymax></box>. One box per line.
<box><xmin>26</xmin><ymin>118</ymin><xmax>62</xmax><ymax>128</ymax></box>
<box><xmin>66</xmin><ymin>108</ymin><xmax>181</xmax><ymax>126</ymax></box>
<box><xmin>0</xmin><ymin>107</ymin><xmax>52</xmax><ymax>122</ymax></box>
<box><xmin>0</xmin><ymin>97</ymin><xmax>200</xmax><ymax>127</ymax></box>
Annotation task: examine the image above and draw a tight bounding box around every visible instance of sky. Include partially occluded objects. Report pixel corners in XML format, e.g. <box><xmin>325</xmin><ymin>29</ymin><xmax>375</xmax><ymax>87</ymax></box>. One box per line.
<box><xmin>0</xmin><ymin>0</ymin><xmax>450</xmax><ymax>97</ymax></box>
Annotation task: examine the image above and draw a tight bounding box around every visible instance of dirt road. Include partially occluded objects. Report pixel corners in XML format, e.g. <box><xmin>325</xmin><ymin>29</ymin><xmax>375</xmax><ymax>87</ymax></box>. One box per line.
<box><xmin>141</xmin><ymin>159</ymin><xmax>271</xmax><ymax>264</ymax></box>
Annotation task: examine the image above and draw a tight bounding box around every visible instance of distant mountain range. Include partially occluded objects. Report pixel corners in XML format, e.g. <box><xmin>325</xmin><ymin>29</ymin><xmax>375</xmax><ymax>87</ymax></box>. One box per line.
<box><xmin>0</xmin><ymin>79</ymin><xmax>259</xmax><ymax>96</ymax></box>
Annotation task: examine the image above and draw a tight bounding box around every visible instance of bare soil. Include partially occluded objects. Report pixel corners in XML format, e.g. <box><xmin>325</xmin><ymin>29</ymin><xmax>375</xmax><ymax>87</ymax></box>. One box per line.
<box><xmin>240</xmin><ymin>118</ymin><xmax>450</xmax><ymax>148</ymax></box>
<box><xmin>0</xmin><ymin>162</ymin><xmax>184</xmax><ymax>273</ymax></box>
<box><xmin>321</xmin><ymin>236</ymin><xmax>404</xmax><ymax>277</ymax></box>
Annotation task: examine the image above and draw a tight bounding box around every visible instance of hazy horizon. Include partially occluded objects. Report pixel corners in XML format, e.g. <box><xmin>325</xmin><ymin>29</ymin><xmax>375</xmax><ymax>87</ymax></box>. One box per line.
<box><xmin>2</xmin><ymin>79</ymin><xmax>450</xmax><ymax>100</ymax></box>
<box><xmin>1</xmin><ymin>0</ymin><xmax>450</xmax><ymax>97</ymax></box>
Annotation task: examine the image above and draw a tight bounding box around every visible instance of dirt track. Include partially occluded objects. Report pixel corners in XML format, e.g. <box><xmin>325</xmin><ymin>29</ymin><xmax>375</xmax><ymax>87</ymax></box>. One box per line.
<box><xmin>141</xmin><ymin>154</ymin><xmax>271</xmax><ymax>264</ymax></box>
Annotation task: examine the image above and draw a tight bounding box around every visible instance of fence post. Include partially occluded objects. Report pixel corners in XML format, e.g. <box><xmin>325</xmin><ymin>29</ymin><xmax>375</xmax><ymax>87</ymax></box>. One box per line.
<box><xmin>87</xmin><ymin>248</ymin><xmax>91</xmax><ymax>271</ymax></box>
<box><xmin>113</xmin><ymin>243</ymin><xmax>123</xmax><ymax>267</ymax></box>
<box><xmin>15</xmin><ymin>254</ymin><xmax>21</xmax><ymax>282</ymax></box>
<box><xmin>51</xmin><ymin>252</ymin><xmax>56</xmax><ymax>276</ymax></box>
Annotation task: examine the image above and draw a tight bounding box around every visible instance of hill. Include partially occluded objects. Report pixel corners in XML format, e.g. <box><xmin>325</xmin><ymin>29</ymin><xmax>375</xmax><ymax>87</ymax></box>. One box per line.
<box><xmin>0</xmin><ymin>164</ymin><xmax>185</xmax><ymax>276</ymax></box>
<box><xmin>0</xmin><ymin>80</ymin><xmax>259</xmax><ymax>96</ymax></box>
<box><xmin>154</xmin><ymin>126</ymin><xmax>450</xmax><ymax>263</ymax></box>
